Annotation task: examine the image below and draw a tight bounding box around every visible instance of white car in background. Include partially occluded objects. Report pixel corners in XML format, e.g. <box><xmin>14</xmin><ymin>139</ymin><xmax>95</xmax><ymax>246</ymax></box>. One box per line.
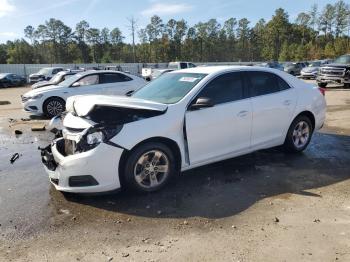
<box><xmin>22</xmin><ymin>70</ymin><xmax>146</xmax><ymax>118</ymax></box>
<box><xmin>29</xmin><ymin>67</ymin><xmax>64</xmax><ymax>83</ymax></box>
<box><xmin>41</xmin><ymin>66</ymin><xmax>326</xmax><ymax>194</ymax></box>
<box><xmin>300</xmin><ymin>60</ymin><xmax>329</xmax><ymax>79</ymax></box>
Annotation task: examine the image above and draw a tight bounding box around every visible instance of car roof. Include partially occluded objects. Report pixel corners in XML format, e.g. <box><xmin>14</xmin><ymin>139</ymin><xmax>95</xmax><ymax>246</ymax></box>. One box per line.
<box><xmin>75</xmin><ymin>70</ymin><xmax>129</xmax><ymax>76</ymax></box>
<box><xmin>42</xmin><ymin>67</ymin><xmax>63</xmax><ymax>69</ymax></box>
<box><xmin>175</xmin><ymin>65</ymin><xmax>280</xmax><ymax>75</ymax></box>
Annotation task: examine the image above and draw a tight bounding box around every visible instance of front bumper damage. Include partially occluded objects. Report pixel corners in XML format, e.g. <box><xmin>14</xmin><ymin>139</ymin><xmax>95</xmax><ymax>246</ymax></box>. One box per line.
<box><xmin>41</xmin><ymin>137</ymin><xmax>124</xmax><ymax>193</ymax></box>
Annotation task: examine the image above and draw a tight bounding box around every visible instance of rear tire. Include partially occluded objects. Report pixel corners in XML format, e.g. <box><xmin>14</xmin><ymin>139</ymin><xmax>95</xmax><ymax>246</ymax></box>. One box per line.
<box><xmin>123</xmin><ymin>142</ymin><xmax>177</xmax><ymax>193</ymax></box>
<box><xmin>283</xmin><ymin>115</ymin><xmax>313</xmax><ymax>153</ymax></box>
<box><xmin>43</xmin><ymin>97</ymin><xmax>66</xmax><ymax>118</ymax></box>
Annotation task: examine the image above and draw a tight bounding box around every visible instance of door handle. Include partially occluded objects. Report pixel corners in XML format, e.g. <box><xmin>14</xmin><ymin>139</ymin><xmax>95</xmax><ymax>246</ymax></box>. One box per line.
<box><xmin>237</xmin><ymin>110</ymin><xmax>248</xmax><ymax>117</ymax></box>
<box><xmin>283</xmin><ymin>100</ymin><xmax>291</xmax><ymax>106</ymax></box>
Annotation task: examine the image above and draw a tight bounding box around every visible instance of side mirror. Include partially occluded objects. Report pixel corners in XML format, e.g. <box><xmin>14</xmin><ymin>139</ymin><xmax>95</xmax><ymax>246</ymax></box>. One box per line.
<box><xmin>72</xmin><ymin>82</ymin><xmax>80</xmax><ymax>87</ymax></box>
<box><xmin>190</xmin><ymin>97</ymin><xmax>214</xmax><ymax>110</ymax></box>
<box><xmin>125</xmin><ymin>90</ymin><xmax>134</xmax><ymax>97</ymax></box>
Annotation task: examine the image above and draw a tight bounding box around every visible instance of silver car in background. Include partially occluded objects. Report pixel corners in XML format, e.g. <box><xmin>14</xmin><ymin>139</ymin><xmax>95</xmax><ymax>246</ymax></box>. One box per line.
<box><xmin>300</xmin><ymin>61</ymin><xmax>322</xmax><ymax>79</ymax></box>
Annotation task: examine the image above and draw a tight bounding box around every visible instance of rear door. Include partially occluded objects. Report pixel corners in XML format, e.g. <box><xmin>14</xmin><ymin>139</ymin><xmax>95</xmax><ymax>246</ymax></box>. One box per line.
<box><xmin>100</xmin><ymin>73</ymin><xmax>135</xmax><ymax>95</ymax></box>
<box><xmin>244</xmin><ymin>71</ymin><xmax>296</xmax><ymax>149</ymax></box>
<box><xmin>185</xmin><ymin>72</ymin><xmax>252</xmax><ymax>165</ymax></box>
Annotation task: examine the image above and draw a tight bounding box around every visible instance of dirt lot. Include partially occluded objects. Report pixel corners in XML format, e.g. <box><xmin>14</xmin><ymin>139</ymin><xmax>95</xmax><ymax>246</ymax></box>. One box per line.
<box><xmin>0</xmin><ymin>83</ymin><xmax>350</xmax><ymax>262</ymax></box>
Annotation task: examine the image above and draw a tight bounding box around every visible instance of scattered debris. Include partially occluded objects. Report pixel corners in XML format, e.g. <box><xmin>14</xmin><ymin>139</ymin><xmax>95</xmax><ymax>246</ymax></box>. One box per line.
<box><xmin>142</xmin><ymin>238</ymin><xmax>150</xmax><ymax>243</ymax></box>
<box><xmin>274</xmin><ymin>217</ymin><xmax>280</xmax><ymax>223</ymax></box>
<box><xmin>14</xmin><ymin>130</ymin><xmax>23</xmax><ymax>135</ymax></box>
<box><xmin>8</xmin><ymin>118</ymin><xmax>16</xmax><ymax>123</ymax></box>
<box><xmin>126</xmin><ymin>218</ymin><xmax>131</xmax><ymax>222</ymax></box>
<box><xmin>59</xmin><ymin>209</ymin><xmax>70</xmax><ymax>215</ymax></box>
<box><xmin>10</xmin><ymin>153</ymin><xmax>20</xmax><ymax>164</ymax></box>
<box><xmin>313</xmin><ymin>219</ymin><xmax>321</xmax><ymax>223</ymax></box>
<box><xmin>121</xmin><ymin>253</ymin><xmax>129</xmax><ymax>258</ymax></box>
<box><xmin>107</xmin><ymin>257</ymin><xmax>113</xmax><ymax>261</ymax></box>
<box><xmin>31</xmin><ymin>123</ymin><xmax>46</xmax><ymax>131</ymax></box>
<box><xmin>20</xmin><ymin>118</ymin><xmax>31</xmax><ymax>122</ymax></box>
<box><xmin>232</xmin><ymin>225</ymin><xmax>237</xmax><ymax>229</ymax></box>
<box><xmin>183</xmin><ymin>220</ymin><xmax>189</xmax><ymax>225</ymax></box>
<box><xmin>0</xmin><ymin>101</ymin><xmax>11</xmax><ymax>105</ymax></box>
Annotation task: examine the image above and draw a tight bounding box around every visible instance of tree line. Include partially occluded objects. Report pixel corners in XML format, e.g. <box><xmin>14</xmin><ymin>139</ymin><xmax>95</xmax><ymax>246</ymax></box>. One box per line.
<box><xmin>0</xmin><ymin>1</ymin><xmax>350</xmax><ymax>64</ymax></box>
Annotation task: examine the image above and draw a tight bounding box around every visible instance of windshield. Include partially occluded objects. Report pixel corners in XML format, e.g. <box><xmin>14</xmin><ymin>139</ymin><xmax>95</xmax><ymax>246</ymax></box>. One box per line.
<box><xmin>133</xmin><ymin>72</ymin><xmax>207</xmax><ymax>104</ymax></box>
<box><xmin>334</xmin><ymin>55</ymin><xmax>350</xmax><ymax>64</ymax></box>
<box><xmin>59</xmin><ymin>73</ymin><xmax>84</xmax><ymax>86</ymax></box>
<box><xmin>309</xmin><ymin>61</ymin><xmax>321</xmax><ymax>67</ymax></box>
<box><xmin>37</xmin><ymin>68</ymin><xmax>51</xmax><ymax>75</ymax></box>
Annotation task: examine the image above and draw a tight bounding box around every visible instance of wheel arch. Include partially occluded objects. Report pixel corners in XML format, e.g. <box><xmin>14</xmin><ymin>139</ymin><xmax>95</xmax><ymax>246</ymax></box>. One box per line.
<box><xmin>293</xmin><ymin>110</ymin><xmax>315</xmax><ymax>130</ymax></box>
<box><xmin>118</xmin><ymin>136</ymin><xmax>182</xmax><ymax>184</ymax></box>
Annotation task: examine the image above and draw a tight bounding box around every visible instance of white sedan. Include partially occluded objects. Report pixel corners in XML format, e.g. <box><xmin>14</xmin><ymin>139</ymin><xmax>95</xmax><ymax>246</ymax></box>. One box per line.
<box><xmin>41</xmin><ymin>66</ymin><xmax>326</xmax><ymax>193</ymax></box>
<box><xmin>22</xmin><ymin>70</ymin><xmax>146</xmax><ymax>118</ymax></box>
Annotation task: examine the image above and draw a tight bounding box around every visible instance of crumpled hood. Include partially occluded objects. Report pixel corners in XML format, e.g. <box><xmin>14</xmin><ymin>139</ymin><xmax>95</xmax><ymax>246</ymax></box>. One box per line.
<box><xmin>66</xmin><ymin>95</ymin><xmax>168</xmax><ymax>117</ymax></box>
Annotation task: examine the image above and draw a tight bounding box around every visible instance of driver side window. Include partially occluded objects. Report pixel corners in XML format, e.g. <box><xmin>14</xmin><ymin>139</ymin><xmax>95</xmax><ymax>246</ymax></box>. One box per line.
<box><xmin>75</xmin><ymin>75</ymin><xmax>99</xmax><ymax>86</ymax></box>
<box><xmin>196</xmin><ymin>72</ymin><xmax>244</xmax><ymax>105</ymax></box>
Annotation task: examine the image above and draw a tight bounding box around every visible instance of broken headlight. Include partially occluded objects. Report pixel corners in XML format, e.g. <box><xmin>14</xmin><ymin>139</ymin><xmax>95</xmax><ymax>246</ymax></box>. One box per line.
<box><xmin>86</xmin><ymin>131</ymin><xmax>103</xmax><ymax>145</ymax></box>
<box><xmin>80</xmin><ymin>125</ymin><xmax>123</xmax><ymax>150</ymax></box>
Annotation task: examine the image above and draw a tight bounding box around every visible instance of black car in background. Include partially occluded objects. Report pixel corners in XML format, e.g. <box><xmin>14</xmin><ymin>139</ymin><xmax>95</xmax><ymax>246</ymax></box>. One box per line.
<box><xmin>0</xmin><ymin>73</ymin><xmax>26</xmax><ymax>88</ymax></box>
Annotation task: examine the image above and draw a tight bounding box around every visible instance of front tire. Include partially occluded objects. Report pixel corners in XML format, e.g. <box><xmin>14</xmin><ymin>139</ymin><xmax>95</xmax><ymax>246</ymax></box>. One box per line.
<box><xmin>123</xmin><ymin>142</ymin><xmax>177</xmax><ymax>193</ymax></box>
<box><xmin>284</xmin><ymin>116</ymin><xmax>313</xmax><ymax>153</ymax></box>
<box><xmin>43</xmin><ymin>97</ymin><xmax>65</xmax><ymax>118</ymax></box>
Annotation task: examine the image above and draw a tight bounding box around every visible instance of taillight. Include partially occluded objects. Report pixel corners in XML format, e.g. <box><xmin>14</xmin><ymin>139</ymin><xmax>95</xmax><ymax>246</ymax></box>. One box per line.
<box><xmin>318</xmin><ymin>87</ymin><xmax>325</xmax><ymax>96</ymax></box>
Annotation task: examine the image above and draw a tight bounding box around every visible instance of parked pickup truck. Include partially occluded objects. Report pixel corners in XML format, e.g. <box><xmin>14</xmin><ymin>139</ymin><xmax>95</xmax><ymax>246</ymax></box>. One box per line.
<box><xmin>142</xmin><ymin>62</ymin><xmax>196</xmax><ymax>81</ymax></box>
<box><xmin>317</xmin><ymin>54</ymin><xmax>350</xmax><ymax>88</ymax></box>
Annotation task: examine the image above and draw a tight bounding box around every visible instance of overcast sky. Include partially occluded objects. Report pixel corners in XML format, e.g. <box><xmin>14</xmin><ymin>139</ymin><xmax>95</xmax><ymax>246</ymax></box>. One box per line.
<box><xmin>0</xmin><ymin>0</ymin><xmax>341</xmax><ymax>43</ymax></box>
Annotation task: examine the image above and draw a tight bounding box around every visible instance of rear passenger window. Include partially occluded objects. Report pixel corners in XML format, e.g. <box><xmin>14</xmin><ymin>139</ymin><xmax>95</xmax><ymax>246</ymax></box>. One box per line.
<box><xmin>248</xmin><ymin>72</ymin><xmax>280</xmax><ymax>97</ymax></box>
<box><xmin>180</xmin><ymin>63</ymin><xmax>187</xmax><ymax>69</ymax></box>
<box><xmin>197</xmin><ymin>72</ymin><xmax>244</xmax><ymax>105</ymax></box>
<box><xmin>276</xmin><ymin>76</ymin><xmax>291</xmax><ymax>91</ymax></box>
<box><xmin>100</xmin><ymin>73</ymin><xmax>132</xmax><ymax>83</ymax></box>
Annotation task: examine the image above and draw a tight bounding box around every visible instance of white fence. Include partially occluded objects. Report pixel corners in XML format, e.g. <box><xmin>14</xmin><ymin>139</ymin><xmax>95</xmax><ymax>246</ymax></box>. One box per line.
<box><xmin>0</xmin><ymin>62</ymin><xmax>256</xmax><ymax>78</ymax></box>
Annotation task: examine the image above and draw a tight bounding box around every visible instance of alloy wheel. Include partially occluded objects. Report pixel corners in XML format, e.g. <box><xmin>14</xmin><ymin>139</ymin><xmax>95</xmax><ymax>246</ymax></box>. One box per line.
<box><xmin>292</xmin><ymin>121</ymin><xmax>310</xmax><ymax>148</ymax></box>
<box><xmin>47</xmin><ymin>100</ymin><xmax>64</xmax><ymax>116</ymax></box>
<box><xmin>133</xmin><ymin>150</ymin><xmax>170</xmax><ymax>189</ymax></box>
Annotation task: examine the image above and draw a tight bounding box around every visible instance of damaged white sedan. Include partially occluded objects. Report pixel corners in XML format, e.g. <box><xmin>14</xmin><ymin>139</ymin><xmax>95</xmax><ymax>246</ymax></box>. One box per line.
<box><xmin>41</xmin><ymin>66</ymin><xmax>326</xmax><ymax>193</ymax></box>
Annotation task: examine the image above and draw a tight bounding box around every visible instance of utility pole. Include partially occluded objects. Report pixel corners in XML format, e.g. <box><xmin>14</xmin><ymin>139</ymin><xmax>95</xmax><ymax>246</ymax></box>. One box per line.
<box><xmin>127</xmin><ymin>17</ymin><xmax>137</xmax><ymax>63</ymax></box>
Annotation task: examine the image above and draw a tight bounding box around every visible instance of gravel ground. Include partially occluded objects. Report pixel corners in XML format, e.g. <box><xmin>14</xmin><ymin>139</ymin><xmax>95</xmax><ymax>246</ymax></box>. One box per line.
<box><xmin>0</xmin><ymin>82</ymin><xmax>349</xmax><ymax>262</ymax></box>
